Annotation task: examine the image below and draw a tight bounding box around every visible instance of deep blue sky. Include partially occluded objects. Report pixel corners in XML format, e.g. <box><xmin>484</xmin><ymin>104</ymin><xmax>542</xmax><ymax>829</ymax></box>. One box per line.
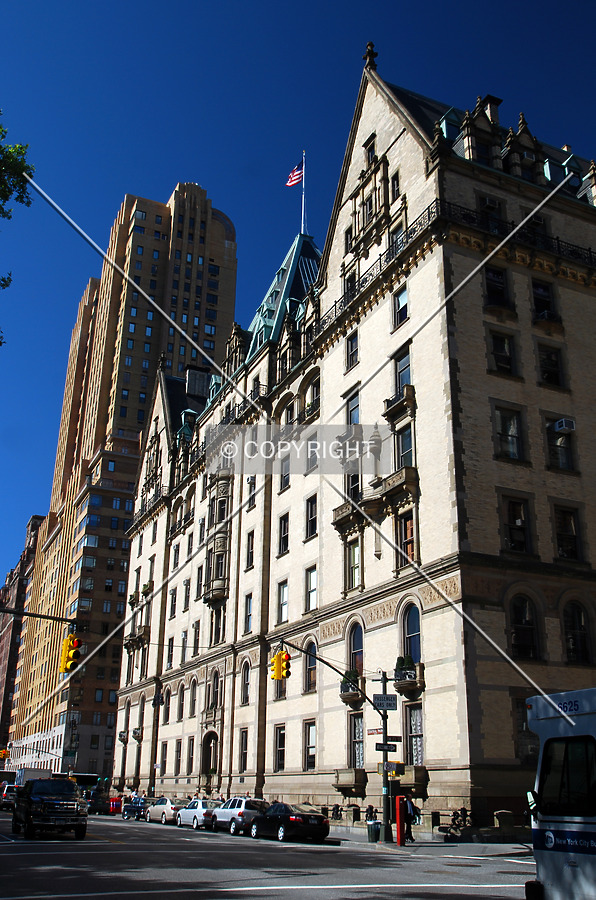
<box><xmin>0</xmin><ymin>0</ymin><xmax>593</xmax><ymax>577</ymax></box>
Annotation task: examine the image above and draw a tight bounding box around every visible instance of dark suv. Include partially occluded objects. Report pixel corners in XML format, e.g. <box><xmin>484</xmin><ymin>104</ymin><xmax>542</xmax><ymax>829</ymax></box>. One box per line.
<box><xmin>12</xmin><ymin>779</ymin><xmax>88</xmax><ymax>839</ymax></box>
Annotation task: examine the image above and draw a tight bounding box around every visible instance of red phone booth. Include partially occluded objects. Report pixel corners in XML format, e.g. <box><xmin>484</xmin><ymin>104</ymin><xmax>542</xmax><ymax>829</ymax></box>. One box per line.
<box><xmin>394</xmin><ymin>795</ymin><xmax>406</xmax><ymax>846</ymax></box>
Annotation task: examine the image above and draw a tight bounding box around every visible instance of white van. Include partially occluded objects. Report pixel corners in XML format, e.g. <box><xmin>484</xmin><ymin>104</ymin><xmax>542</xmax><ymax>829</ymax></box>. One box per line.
<box><xmin>525</xmin><ymin>687</ymin><xmax>596</xmax><ymax>900</ymax></box>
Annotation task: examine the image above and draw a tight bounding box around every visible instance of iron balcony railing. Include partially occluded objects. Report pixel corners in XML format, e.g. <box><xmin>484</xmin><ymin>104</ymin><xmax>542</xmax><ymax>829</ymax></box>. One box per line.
<box><xmin>315</xmin><ymin>198</ymin><xmax>596</xmax><ymax>337</ymax></box>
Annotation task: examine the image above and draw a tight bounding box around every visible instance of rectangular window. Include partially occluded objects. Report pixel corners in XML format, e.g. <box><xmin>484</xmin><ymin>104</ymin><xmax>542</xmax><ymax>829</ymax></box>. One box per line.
<box><xmin>396</xmin><ymin>349</ymin><xmax>411</xmax><ymax>397</ymax></box>
<box><xmin>274</xmin><ymin>725</ymin><xmax>286</xmax><ymax>772</ymax></box>
<box><xmin>244</xmin><ymin>593</ymin><xmax>252</xmax><ymax>633</ymax></box>
<box><xmin>364</xmin><ymin>194</ymin><xmax>373</xmax><ymax>225</ymax></box>
<box><xmin>538</xmin><ymin>344</ymin><xmax>563</xmax><ymax>386</ymax></box>
<box><xmin>193</xmin><ymin>622</ymin><xmax>200</xmax><ymax>656</ymax></box>
<box><xmin>169</xmin><ymin>588</ymin><xmax>177</xmax><ymax>618</ymax></box>
<box><xmin>347</xmin><ymin>392</ymin><xmax>359</xmax><ymax>426</ymax></box>
<box><xmin>305</xmin><ymin>566</ymin><xmax>317</xmax><ymax>611</ymax></box>
<box><xmin>304</xmin><ymin>721</ymin><xmax>316</xmax><ymax>771</ymax></box>
<box><xmin>305</xmin><ymin>494</ymin><xmax>317</xmax><ymax>538</ymax></box>
<box><xmin>186</xmin><ymin>736</ymin><xmax>194</xmax><ymax>776</ymax></box>
<box><xmin>346</xmin><ymin>331</ymin><xmax>358</xmax><ymax>369</ymax></box>
<box><xmin>239</xmin><ymin>728</ymin><xmax>248</xmax><ymax>774</ymax></box>
<box><xmin>166</xmin><ymin>637</ymin><xmax>174</xmax><ymax>669</ymax></box>
<box><xmin>538</xmin><ymin>737</ymin><xmax>596</xmax><ymax>817</ymax></box>
<box><xmin>278</xmin><ymin>580</ymin><xmax>288</xmax><ymax>624</ymax></box>
<box><xmin>345</xmin><ymin>226</ymin><xmax>353</xmax><ymax>254</ymax></box>
<box><xmin>280</xmin><ymin>455</ymin><xmax>290</xmax><ymax>491</ymax></box>
<box><xmin>350</xmin><ymin>713</ymin><xmax>364</xmax><ymax>768</ymax></box>
<box><xmin>393</xmin><ymin>286</ymin><xmax>408</xmax><ymax>327</ymax></box>
<box><xmin>406</xmin><ymin>703</ymin><xmax>424</xmax><ymax>765</ymax></box>
<box><xmin>279</xmin><ymin>513</ymin><xmax>289</xmax><ymax>555</ymax></box>
<box><xmin>347</xmin><ymin>539</ymin><xmax>360</xmax><ymax>590</ymax></box>
<box><xmin>485</xmin><ymin>267</ymin><xmax>509</xmax><ymax>307</ymax></box>
<box><xmin>391</xmin><ymin>171</ymin><xmax>400</xmax><ymax>202</ymax></box>
<box><xmin>160</xmin><ymin>742</ymin><xmax>167</xmax><ymax>775</ymax></box>
<box><xmin>533</xmin><ymin>280</ymin><xmax>558</xmax><ymax>321</ymax></box>
<box><xmin>547</xmin><ymin>421</ymin><xmax>573</xmax><ymax>470</ymax></box>
<box><xmin>555</xmin><ymin>506</ymin><xmax>580</xmax><ymax>560</ymax></box>
<box><xmin>490</xmin><ymin>332</ymin><xmax>515</xmax><ymax>375</ymax></box>
<box><xmin>245</xmin><ymin>530</ymin><xmax>254</xmax><ymax>569</ymax></box>
<box><xmin>393</xmin><ymin>424</ymin><xmax>412</xmax><ymax>470</ymax></box>
<box><xmin>399</xmin><ymin>510</ymin><xmax>415</xmax><ymax>562</ymax></box>
<box><xmin>496</xmin><ymin>408</ymin><xmax>522</xmax><ymax>459</ymax></box>
<box><xmin>503</xmin><ymin>496</ymin><xmax>531</xmax><ymax>553</ymax></box>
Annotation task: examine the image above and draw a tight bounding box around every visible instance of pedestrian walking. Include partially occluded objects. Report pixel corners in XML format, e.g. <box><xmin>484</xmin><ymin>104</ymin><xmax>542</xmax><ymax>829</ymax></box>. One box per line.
<box><xmin>404</xmin><ymin>793</ymin><xmax>416</xmax><ymax>843</ymax></box>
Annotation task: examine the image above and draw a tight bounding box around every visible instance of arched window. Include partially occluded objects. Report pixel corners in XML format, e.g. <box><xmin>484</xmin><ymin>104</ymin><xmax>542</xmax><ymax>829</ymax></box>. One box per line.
<box><xmin>305</xmin><ymin>641</ymin><xmax>317</xmax><ymax>692</ymax></box>
<box><xmin>177</xmin><ymin>685</ymin><xmax>185</xmax><ymax>721</ymax></box>
<box><xmin>349</xmin><ymin>623</ymin><xmax>363</xmax><ymax>676</ymax></box>
<box><xmin>510</xmin><ymin>595</ymin><xmax>539</xmax><ymax>660</ymax></box>
<box><xmin>163</xmin><ymin>688</ymin><xmax>171</xmax><ymax>724</ymax></box>
<box><xmin>404</xmin><ymin>604</ymin><xmax>421</xmax><ymax>663</ymax></box>
<box><xmin>211</xmin><ymin>671</ymin><xmax>220</xmax><ymax>708</ymax></box>
<box><xmin>189</xmin><ymin>681</ymin><xmax>197</xmax><ymax>717</ymax></box>
<box><xmin>564</xmin><ymin>602</ymin><xmax>591</xmax><ymax>664</ymax></box>
<box><xmin>240</xmin><ymin>662</ymin><xmax>250</xmax><ymax>705</ymax></box>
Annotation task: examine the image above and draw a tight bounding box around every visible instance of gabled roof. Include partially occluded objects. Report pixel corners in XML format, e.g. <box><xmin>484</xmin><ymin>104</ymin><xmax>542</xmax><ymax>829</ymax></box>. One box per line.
<box><xmin>245</xmin><ymin>232</ymin><xmax>321</xmax><ymax>360</ymax></box>
<box><xmin>384</xmin><ymin>82</ymin><xmax>454</xmax><ymax>142</ymax></box>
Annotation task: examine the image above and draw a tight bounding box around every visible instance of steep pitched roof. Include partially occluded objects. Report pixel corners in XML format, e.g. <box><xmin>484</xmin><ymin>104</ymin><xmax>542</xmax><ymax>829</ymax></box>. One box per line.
<box><xmin>245</xmin><ymin>232</ymin><xmax>321</xmax><ymax>360</ymax></box>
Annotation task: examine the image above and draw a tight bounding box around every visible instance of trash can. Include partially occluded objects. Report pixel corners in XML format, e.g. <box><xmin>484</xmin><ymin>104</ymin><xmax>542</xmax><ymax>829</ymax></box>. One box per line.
<box><xmin>367</xmin><ymin>820</ymin><xmax>381</xmax><ymax>842</ymax></box>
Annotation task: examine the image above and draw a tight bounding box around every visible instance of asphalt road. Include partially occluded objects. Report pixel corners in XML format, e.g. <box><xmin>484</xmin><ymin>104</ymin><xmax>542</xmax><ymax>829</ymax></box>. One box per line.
<box><xmin>0</xmin><ymin>811</ymin><xmax>535</xmax><ymax>899</ymax></box>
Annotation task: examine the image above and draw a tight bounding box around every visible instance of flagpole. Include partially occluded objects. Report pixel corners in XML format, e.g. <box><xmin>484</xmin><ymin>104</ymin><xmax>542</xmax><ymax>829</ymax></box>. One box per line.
<box><xmin>301</xmin><ymin>150</ymin><xmax>306</xmax><ymax>234</ymax></box>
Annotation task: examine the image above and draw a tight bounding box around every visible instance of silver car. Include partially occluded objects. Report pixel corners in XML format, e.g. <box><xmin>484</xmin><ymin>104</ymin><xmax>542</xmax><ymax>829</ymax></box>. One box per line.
<box><xmin>176</xmin><ymin>798</ymin><xmax>221</xmax><ymax>830</ymax></box>
<box><xmin>211</xmin><ymin>797</ymin><xmax>270</xmax><ymax>835</ymax></box>
<box><xmin>145</xmin><ymin>796</ymin><xmax>186</xmax><ymax>824</ymax></box>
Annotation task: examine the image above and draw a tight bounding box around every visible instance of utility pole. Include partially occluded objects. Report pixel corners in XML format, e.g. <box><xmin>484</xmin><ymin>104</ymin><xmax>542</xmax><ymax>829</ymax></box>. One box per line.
<box><xmin>380</xmin><ymin>670</ymin><xmax>392</xmax><ymax>842</ymax></box>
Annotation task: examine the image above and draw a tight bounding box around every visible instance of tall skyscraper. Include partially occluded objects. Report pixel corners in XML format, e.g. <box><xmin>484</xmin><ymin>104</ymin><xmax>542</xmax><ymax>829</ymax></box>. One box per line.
<box><xmin>6</xmin><ymin>183</ymin><xmax>236</xmax><ymax>776</ymax></box>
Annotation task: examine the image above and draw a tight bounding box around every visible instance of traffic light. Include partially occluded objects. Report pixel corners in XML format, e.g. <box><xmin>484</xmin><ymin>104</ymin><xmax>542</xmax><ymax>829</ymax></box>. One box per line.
<box><xmin>0</xmin><ymin>749</ymin><xmax>8</xmax><ymax>759</ymax></box>
<box><xmin>280</xmin><ymin>650</ymin><xmax>291</xmax><ymax>679</ymax></box>
<box><xmin>270</xmin><ymin>651</ymin><xmax>282</xmax><ymax>680</ymax></box>
<box><xmin>62</xmin><ymin>634</ymin><xmax>81</xmax><ymax>673</ymax></box>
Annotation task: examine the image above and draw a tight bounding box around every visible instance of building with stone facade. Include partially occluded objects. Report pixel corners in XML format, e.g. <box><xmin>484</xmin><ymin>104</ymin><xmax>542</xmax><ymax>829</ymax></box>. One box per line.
<box><xmin>115</xmin><ymin>48</ymin><xmax>596</xmax><ymax>824</ymax></box>
<box><xmin>0</xmin><ymin>517</ymin><xmax>44</xmax><ymax>758</ymax></box>
<box><xmin>6</xmin><ymin>184</ymin><xmax>236</xmax><ymax>777</ymax></box>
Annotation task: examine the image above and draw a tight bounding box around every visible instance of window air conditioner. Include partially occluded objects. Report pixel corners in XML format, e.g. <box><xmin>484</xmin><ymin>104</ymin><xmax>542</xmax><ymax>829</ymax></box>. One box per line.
<box><xmin>554</xmin><ymin>418</ymin><xmax>575</xmax><ymax>434</ymax></box>
<box><xmin>482</xmin><ymin>197</ymin><xmax>499</xmax><ymax>210</ymax></box>
<box><xmin>523</xmin><ymin>151</ymin><xmax>536</xmax><ymax>161</ymax></box>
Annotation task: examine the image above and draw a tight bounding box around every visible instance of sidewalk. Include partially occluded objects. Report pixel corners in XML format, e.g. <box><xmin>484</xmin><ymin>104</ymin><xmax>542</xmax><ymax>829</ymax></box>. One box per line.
<box><xmin>328</xmin><ymin>821</ymin><xmax>534</xmax><ymax>857</ymax></box>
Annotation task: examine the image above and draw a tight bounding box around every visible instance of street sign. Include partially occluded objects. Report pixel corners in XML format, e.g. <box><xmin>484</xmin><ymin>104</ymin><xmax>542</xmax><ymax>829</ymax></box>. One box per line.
<box><xmin>367</xmin><ymin>727</ymin><xmax>383</xmax><ymax>735</ymax></box>
<box><xmin>387</xmin><ymin>735</ymin><xmax>402</xmax><ymax>742</ymax></box>
<box><xmin>373</xmin><ymin>694</ymin><xmax>397</xmax><ymax>710</ymax></box>
<box><xmin>375</xmin><ymin>742</ymin><xmax>397</xmax><ymax>752</ymax></box>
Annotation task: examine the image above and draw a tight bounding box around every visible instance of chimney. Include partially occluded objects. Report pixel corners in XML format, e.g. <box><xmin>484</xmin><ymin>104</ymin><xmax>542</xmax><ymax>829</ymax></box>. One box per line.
<box><xmin>185</xmin><ymin>365</ymin><xmax>210</xmax><ymax>401</ymax></box>
<box><xmin>481</xmin><ymin>94</ymin><xmax>502</xmax><ymax>125</ymax></box>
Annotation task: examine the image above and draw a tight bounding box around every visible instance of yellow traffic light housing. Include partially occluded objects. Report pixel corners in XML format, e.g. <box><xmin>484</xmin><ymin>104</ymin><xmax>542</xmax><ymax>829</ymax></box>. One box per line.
<box><xmin>280</xmin><ymin>650</ymin><xmax>291</xmax><ymax>679</ymax></box>
<box><xmin>60</xmin><ymin>634</ymin><xmax>81</xmax><ymax>674</ymax></box>
<box><xmin>270</xmin><ymin>651</ymin><xmax>282</xmax><ymax>680</ymax></box>
<box><xmin>59</xmin><ymin>636</ymin><xmax>70</xmax><ymax>673</ymax></box>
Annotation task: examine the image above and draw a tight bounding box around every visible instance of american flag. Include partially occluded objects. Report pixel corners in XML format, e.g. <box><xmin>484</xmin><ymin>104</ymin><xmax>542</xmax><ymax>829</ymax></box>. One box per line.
<box><xmin>286</xmin><ymin>160</ymin><xmax>304</xmax><ymax>187</ymax></box>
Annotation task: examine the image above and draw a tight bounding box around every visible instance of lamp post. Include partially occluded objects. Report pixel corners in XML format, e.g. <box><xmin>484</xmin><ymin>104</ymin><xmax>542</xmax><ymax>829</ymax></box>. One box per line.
<box><xmin>147</xmin><ymin>678</ymin><xmax>164</xmax><ymax>797</ymax></box>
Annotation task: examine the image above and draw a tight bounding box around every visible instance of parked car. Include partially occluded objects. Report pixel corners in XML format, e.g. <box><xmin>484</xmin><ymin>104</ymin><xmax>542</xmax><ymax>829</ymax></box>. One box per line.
<box><xmin>250</xmin><ymin>802</ymin><xmax>329</xmax><ymax>843</ymax></box>
<box><xmin>211</xmin><ymin>797</ymin><xmax>270</xmax><ymax>835</ymax></box>
<box><xmin>176</xmin><ymin>798</ymin><xmax>221</xmax><ymax>830</ymax></box>
<box><xmin>121</xmin><ymin>797</ymin><xmax>156</xmax><ymax>821</ymax></box>
<box><xmin>145</xmin><ymin>796</ymin><xmax>185</xmax><ymax>824</ymax></box>
<box><xmin>1</xmin><ymin>784</ymin><xmax>17</xmax><ymax>811</ymax></box>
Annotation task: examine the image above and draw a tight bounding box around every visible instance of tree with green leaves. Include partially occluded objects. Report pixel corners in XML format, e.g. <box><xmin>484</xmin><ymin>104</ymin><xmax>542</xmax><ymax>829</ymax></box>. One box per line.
<box><xmin>0</xmin><ymin>110</ymin><xmax>34</xmax><ymax>344</ymax></box>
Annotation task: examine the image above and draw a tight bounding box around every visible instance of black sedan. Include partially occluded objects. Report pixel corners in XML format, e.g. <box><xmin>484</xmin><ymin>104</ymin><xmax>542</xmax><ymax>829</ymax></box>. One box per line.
<box><xmin>121</xmin><ymin>797</ymin><xmax>155</xmax><ymax>820</ymax></box>
<box><xmin>249</xmin><ymin>802</ymin><xmax>329</xmax><ymax>843</ymax></box>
